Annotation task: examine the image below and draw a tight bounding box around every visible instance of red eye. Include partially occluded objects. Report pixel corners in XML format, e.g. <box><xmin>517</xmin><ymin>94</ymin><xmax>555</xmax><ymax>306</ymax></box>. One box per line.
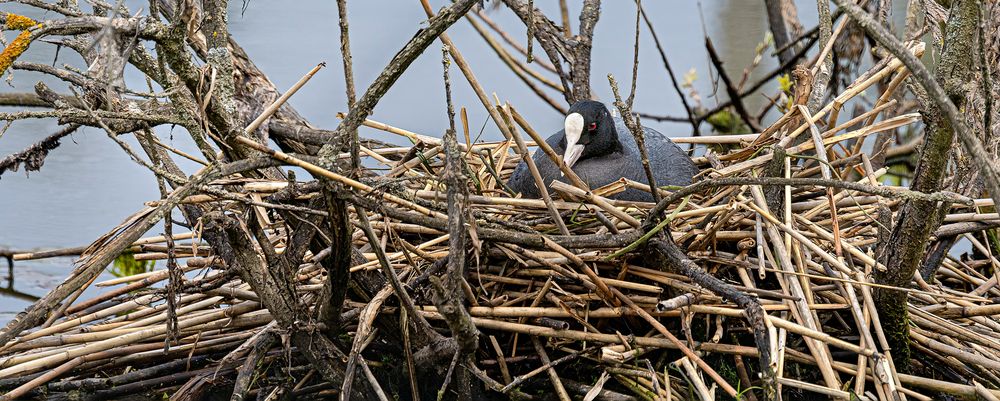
<box><xmin>588</xmin><ymin>122</ymin><xmax>597</xmax><ymax>131</ymax></box>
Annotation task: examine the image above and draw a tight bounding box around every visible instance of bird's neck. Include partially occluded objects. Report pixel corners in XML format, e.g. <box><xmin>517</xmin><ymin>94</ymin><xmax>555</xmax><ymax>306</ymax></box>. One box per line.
<box><xmin>602</xmin><ymin>125</ymin><xmax>623</xmax><ymax>153</ymax></box>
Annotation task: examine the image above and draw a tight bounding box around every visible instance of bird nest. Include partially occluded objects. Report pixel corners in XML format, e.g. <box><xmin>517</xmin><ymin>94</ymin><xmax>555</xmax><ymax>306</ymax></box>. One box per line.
<box><xmin>2</xmin><ymin>62</ymin><xmax>1000</xmax><ymax>401</ymax></box>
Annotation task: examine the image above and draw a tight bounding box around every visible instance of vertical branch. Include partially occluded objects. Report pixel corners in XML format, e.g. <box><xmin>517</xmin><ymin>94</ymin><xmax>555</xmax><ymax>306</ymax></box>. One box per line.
<box><xmin>201</xmin><ymin>0</ymin><xmax>237</xmax><ymax>138</ymax></box>
<box><xmin>637</xmin><ymin>1</ymin><xmax>699</xmax><ymax>136</ymax></box>
<box><xmin>807</xmin><ymin>0</ymin><xmax>833</xmax><ymax>114</ymax></box>
<box><xmin>337</xmin><ymin>0</ymin><xmax>357</xmax><ymax>106</ymax></box>
<box><xmin>163</xmin><ymin>211</ymin><xmax>180</xmax><ymax>347</ymax></box>
<box><xmin>431</xmin><ymin>49</ymin><xmax>479</xmax><ymax>357</ymax></box>
<box><xmin>764</xmin><ymin>0</ymin><xmax>796</xmax><ymax>67</ymax></box>
<box><xmin>336</xmin><ymin>0</ymin><xmax>360</xmax><ymax>174</ymax></box>
<box><xmin>835</xmin><ymin>0</ymin><xmax>982</xmax><ymax>369</ymax></box>
<box><xmin>131</xmin><ymin>128</ymin><xmax>185</xmax><ymax>348</ymax></box>
<box><xmin>316</xmin><ymin>40</ymin><xmax>354</xmax><ymax>339</ymax></box>
<box><xmin>319</xmin><ymin>183</ymin><xmax>352</xmax><ymax>337</ymax></box>
<box><xmin>431</xmin><ymin>129</ymin><xmax>480</xmax><ymax>354</ymax></box>
<box><xmin>626</xmin><ymin>0</ymin><xmax>640</xmax><ymax>110</ymax></box>
<box><xmin>443</xmin><ymin>46</ymin><xmax>456</xmax><ymax>133</ymax></box>
<box><xmin>571</xmin><ymin>0</ymin><xmax>601</xmax><ymax>102</ymax></box>
<box><xmin>609</xmin><ymin>74</ymin><xmax>659</xmax><ymax>204</ymax></box>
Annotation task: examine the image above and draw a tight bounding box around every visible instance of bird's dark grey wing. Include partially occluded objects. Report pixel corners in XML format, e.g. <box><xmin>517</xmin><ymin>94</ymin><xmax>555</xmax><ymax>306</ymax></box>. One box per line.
<box><xmin>612</xmin><ymin>119</ymin><xmax>697</xmax><ymax>188</ymax></box>
<box><xmin>506</xmin><ymin>131</ymin><xmax>566</xmax><ymax>198</ymax></box>
<box><xmin>640</xmin><ymin>125</ymin><xmax>698</xmax><ymax>187</ymax></box>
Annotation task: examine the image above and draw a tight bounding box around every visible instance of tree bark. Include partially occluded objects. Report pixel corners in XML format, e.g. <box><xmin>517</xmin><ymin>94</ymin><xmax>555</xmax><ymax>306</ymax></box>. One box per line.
<box><xmin>870</xmin><ymin>0</ymin><xmax>979</xmax><ymax>370</ymax></box>
<box><xmin>570</xmin><ymin>0</ymin><xmax>601</xmax><ymax>102</ymax></box>
<box><xmin>764</xmin><ymin>0</ymin><xmax>796</xmax><ymax>68</ymax></box>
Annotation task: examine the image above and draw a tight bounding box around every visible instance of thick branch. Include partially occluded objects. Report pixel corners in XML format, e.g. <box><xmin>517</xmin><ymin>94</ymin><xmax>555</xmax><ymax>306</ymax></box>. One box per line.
<box><xmin>764</xmin><ymin>0</ymin><xmax>796</xmax><ymax>67</ymax></box>
<box><xmin>837</xmin><ymin>0</ymin><xmax>981</xmax><ymax>369</ymax></box>
<box><xmin>570</xmin><ymin>0</ymin><xmax>601</xmax><ymax>102</ymax></box>
<box><xmin>431</xmin><ymin>129</ymin><xmax>479</xmax><ymax>355</ymax></box>
<box><xmin>200</xmin><ymin>211</ymin><xmax>365</xmax><ymax>396</ymax></box>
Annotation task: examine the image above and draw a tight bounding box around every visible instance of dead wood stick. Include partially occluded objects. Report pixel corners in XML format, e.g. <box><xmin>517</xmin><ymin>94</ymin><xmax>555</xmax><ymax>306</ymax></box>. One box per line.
<box><xmin>230</xmin><ymin>330</ymin><xmax>276</xmax><ymax>401</ymax></box>
<box><xmin>430</xmin><ymin>128</ymin><xmax>480</xmax><ymax>355</ymax></box>
<box><xmin>0</xmin><ymin>164</ymin><xmax>220</xmax><ymax>350</ymax></box>
<box><xmin>530</xmin><ymin>337</ymin><xmax>572</xmax><ymax>401</ymax></box>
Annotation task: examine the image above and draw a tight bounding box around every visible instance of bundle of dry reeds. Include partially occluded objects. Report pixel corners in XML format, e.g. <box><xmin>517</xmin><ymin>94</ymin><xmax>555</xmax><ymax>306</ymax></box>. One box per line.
<box><xmin>1</xmin><ymin>35</ymin><xmax>999</xmax><ymax>401</ymax></box>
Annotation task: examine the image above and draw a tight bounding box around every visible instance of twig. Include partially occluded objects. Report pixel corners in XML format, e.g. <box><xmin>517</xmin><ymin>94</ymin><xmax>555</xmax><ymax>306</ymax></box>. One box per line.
<box><xmin>704</xmin><ymin>36</ymin><xmax>763</xmax><ymax>133</ymax></box>
<box><xmin>609</xmin><ymin>74</ymin><xmax>659</xmax><ymax>204</ymax></box>
<box><xmin>636</xmin><ymin>0</ymin><xmax>699</xmax><ymax>136</ymax></box>
<box><xmin>336</xmin><ymin>0</ymin><xmax>359</xmax><ymax>173</ymax></box>
<box><xmin>530</xmin><ymin>337</ymin><xmax>571</xmax><ymax>401</ymax></box>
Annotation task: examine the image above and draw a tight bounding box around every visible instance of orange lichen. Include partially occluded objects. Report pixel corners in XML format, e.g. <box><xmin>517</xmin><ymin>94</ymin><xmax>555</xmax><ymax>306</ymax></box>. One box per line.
<box><xmin>5</xmin><ymin>13</ymin><xmax>38</xmax><ymax>30</ymax></box>
<box><xmin>0</xmin><ymin>31</ymin><xmax>32</xmax><ymax>76</ymax></box>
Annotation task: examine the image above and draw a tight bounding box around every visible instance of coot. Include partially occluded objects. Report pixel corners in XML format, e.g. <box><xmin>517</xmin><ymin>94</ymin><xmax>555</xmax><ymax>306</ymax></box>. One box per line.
<box><xmin>507</xmin><ymin>101</ymin><xmax>697</xmax><ymax>202</ymax></box>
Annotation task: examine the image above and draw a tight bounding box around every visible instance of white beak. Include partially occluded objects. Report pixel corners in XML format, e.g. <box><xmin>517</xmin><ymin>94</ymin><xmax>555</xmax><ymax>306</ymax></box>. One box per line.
<box><xmin>563</xmin><ymin>143</ymin><xmax>585</xmax><ymax>169</ymax></box>
<box><xmin>563</xmin><ymin>112</ymin><xmax>585</xmax><ymax>168</ymax></box>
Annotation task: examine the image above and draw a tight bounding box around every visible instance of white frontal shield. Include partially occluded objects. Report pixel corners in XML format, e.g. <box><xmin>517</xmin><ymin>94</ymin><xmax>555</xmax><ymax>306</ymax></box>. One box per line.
<box><xmin>563</xmin><ymin>112</ymin><xmax>585</xmax><ymax>168</ymax></box>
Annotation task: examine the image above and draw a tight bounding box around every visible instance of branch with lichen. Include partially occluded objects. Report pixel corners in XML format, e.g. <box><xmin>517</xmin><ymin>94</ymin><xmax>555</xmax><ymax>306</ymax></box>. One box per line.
<box><xmin>0</xmin><ymin>31</ymin><xmax>33</xmax><ymax>75</ymax></box>
<box><xmin>3</xmin><ymin>12</ymin><xmax>39</xmax><ymax>30</ymax></box>
<box><xmin>1</xmin><ymin>12</ymin><xmax>167</xmax><ymax>77</ymax></box>
<box><xmin>0</xmin><ymin>12</ymin><xmax>38</xmax><ymax>76</ymax></box>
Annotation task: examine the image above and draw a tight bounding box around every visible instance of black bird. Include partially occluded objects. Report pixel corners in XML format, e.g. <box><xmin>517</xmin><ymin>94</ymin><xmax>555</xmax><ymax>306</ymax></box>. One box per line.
<box><xmin>507</xmin><ymin>101</ymin><xmax>697</xmax><ymax>202</ymax></box>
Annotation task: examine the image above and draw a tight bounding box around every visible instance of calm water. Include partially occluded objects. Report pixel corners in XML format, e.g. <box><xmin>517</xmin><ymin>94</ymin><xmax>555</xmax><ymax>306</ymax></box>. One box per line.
<box><xmin>0</xmin><ymin>1</ymin><xmax>820</xmax><ymax>323</ymax></box>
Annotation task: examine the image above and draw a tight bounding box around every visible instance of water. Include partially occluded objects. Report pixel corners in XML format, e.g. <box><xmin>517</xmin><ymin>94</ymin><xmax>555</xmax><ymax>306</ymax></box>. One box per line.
<box><xmin>0</xmin><ymin>1</ymin><xmax>820</xmax><ymax>323</ymax></box>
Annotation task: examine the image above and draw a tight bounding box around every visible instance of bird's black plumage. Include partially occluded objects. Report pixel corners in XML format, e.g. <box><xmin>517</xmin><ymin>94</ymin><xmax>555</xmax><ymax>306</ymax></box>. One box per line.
<box><xmin>507</xmin><ymin>101</ymin><xmax>697</xmax><ymax>202</ymax></box>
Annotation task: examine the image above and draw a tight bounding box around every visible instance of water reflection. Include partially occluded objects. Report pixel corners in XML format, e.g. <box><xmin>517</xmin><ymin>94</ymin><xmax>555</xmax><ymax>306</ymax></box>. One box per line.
<box><xmin>0</xmin><ymin>255</ymin><xmax>37</xmax><ymax>302</ymax></box>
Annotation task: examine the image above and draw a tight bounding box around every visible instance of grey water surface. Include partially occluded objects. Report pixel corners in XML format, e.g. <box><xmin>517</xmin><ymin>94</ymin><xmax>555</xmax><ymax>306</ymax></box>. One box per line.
<box><xmin>0</xmin><ymin>1</ymin><xmax>820</xmax><ymax>324</ymax></box>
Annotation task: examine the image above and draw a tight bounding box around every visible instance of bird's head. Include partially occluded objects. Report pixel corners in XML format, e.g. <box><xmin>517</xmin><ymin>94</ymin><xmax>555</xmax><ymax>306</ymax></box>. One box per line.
<box><xmin>562</xmin><ymin>101</ymin><xmax>617</xmax><ymax>168</ymax></box>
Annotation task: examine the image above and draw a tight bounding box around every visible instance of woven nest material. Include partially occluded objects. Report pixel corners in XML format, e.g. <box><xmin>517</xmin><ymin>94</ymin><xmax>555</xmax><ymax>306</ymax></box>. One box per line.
<box><xmin>2</xmin><ymin>47</ymin><xmax>1000</xmax><ymax>401</ymax></box>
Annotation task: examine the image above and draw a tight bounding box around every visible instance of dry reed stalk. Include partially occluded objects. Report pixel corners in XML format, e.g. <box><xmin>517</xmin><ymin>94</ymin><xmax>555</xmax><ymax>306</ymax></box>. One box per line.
<box><xmin>3</xmin><ymin>33</ymin><xmax>999</xmax><ymax>401</ymax></box>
